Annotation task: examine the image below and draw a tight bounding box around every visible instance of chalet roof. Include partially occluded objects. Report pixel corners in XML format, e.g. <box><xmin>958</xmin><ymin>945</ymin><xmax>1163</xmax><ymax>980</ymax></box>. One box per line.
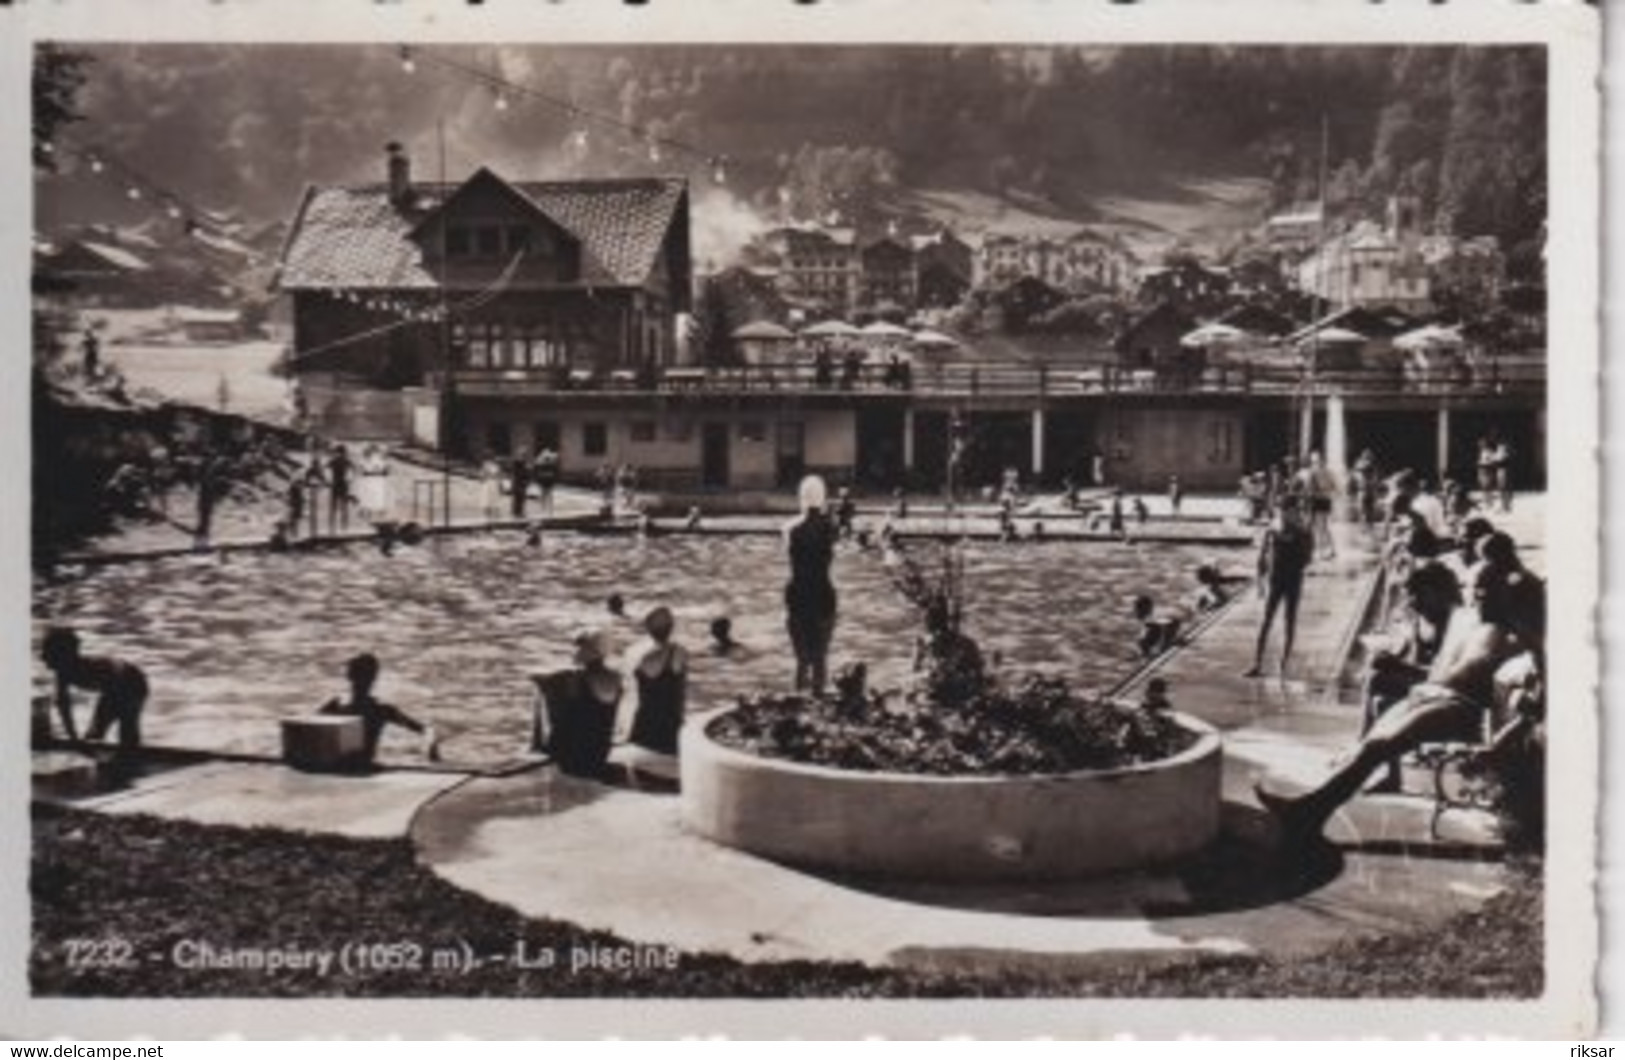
<box><xmin>1217</xmin><ymin>302</ymin><xmax>1295</xmax><ymax>337</ymax></box>
<box><xmin>173</xmin><ymin>306</ymin><xmax>242</xmax><ymax>325</ymax></box>
<box><xmin>1284</xmin><ymin>304</ymin><xmax>1418</xmax><ymax>345</ymax></box>
<box><xmin>1268</xmin><ymin>208</ymin><xmax>1322</xmax><ymax>228</ymax></box>
<box><xmin>75</xmin><ymin>241</ymin><xmax>151</xmax><ymax>272</ymax></box>
<box><xmin>277</xmin><ymin>173</ymin><xmax>687</xmax><ymax>291</ymax></box>
<box><xmin>1116</xmin><ymin>301</ymin><xmax>1197</xmax><ymax>351</ymax></box>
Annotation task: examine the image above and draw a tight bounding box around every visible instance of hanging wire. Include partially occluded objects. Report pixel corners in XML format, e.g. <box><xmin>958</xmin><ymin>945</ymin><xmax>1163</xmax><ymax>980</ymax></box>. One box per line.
<box><xmin>282</xmin><ymin>248</ymin><xmax>528</xmax><ymax>370</ymax></box>
<box><xmin>51</xmin><ymin>134</ymin><xmax>277</xmax><ymax>268</ymax></box>
<box><xmin>398</xmin><ymin>45</ymin><xmax>754</xmax><ymax>182</ymax></box>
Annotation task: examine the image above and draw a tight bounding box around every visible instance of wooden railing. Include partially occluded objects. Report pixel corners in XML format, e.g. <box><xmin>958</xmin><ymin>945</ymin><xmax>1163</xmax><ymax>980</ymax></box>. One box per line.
<box><xmin>449</xmin><ymin>355</ymin><xmax>1546</xmax><ymax>400</ymax></box>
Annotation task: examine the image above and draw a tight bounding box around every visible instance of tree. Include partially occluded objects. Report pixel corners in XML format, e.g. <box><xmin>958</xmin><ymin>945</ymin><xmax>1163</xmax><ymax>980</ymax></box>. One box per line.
<box><xmin>691</xmin><ymin>276</ymin><xmax>742</xmax><ymax>367</ymax></box>
<box><xmin>33</xmin><ymin>45</ymin><xmax>91</xmax><ymax>172</ymax></box>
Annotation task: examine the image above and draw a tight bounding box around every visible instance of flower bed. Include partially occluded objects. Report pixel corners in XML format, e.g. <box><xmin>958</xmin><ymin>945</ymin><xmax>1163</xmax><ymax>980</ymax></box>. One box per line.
<box><xmin>682</xmin><ymin>542</ymin><xmax>1223</xmax><ymax>880</ymax></box>
<box><xmin>707</xmin><ymin>675</ymin><xmax>1196</xmax><ymax>776</ymax></box>
<box><xmin>682</xmin><ymin>709</ymin><xmax>1222</xmax><ymax>881</ymax></box>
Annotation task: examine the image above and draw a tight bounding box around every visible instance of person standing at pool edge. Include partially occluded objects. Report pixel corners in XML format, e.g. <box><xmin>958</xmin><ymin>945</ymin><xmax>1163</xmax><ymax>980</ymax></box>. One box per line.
<box><xmin>327</xmin><ymin>443</ymin><xmax>353</xmax><ymax>534</ymax></box>
<box><xmin>784</xmin><ymin>474</ymin><xmax>839</xmax><ymax>696</ymax></box>
<box><xmin>1245</xmin><ymin>499</ymin><xmax>1314</xmax><ymax>678</ymax></box>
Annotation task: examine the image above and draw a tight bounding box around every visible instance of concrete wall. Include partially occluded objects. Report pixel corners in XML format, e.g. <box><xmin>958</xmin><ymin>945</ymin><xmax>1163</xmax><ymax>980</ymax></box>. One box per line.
<box><xmin>804</xmin><ymin>410</ymin><xmax>857</xmax><ymax>470</ymax></box>
<box><xmin>681</xmin><ymin>712</ymin><xmax>1222</xmax><ymax>881</ymax></box>
<box><xmin>1095</xmin><ymin>406</ymin><xmax>1247</xmax><ymax>491</ymax></box>
<box><xmin>457</xmin><ymin>403</ymin><xmax>855</xmax><ymax>491</ymax></box>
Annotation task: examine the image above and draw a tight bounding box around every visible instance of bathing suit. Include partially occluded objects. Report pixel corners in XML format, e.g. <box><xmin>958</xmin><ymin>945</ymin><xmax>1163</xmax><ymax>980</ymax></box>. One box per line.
<box><xmin>630</xmin><ymin>644</ymin><xmax>688</xmax><ymax>755</ymax></box>
<box><xmin>532</xmin><ymin>669</ymin><xmax>620</xmax><ymax>778</ymax></box>
<box><xmin>785</xmin><ymin>513</ymin><xmax>838</xmax><ymax>653</ymax></box>
<box><xmin>67</xmin><ymin>656</ymin><xmax>148</xmax><ymax>751</ymax></box>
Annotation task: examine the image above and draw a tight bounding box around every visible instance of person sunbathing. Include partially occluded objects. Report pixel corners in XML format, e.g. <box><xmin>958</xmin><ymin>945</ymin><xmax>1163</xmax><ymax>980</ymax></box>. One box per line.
<box><xmin>1256</xmin><ymin>564</ymin><xmax>1544</xmax><ymax>845</ymax></box>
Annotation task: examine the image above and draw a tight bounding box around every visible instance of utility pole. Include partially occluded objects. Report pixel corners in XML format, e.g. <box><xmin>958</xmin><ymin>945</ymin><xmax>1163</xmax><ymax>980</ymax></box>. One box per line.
<box><xmin>1302</xmin><ymin>112</ymin><xmax>1329</xmax><ymax>463</ymax></box>
<box><xmin>438</xmin><ymin>118</ymin><xmax>453</xmax><ymax>529</ymax></box>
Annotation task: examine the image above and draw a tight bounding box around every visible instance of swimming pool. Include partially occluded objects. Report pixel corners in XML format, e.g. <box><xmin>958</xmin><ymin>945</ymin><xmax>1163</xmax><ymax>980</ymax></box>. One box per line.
<box><xmin>33</xmin><ymin>533</ymin><xmax>1230</xmax><ymax>766</ymax></box>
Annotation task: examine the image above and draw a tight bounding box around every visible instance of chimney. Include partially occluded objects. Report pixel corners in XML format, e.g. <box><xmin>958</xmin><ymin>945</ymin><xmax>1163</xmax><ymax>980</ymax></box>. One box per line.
<box><xmin>386</xmin><ymin>142</ymin><xmax>411</xmax><ymax>208</ymax></box>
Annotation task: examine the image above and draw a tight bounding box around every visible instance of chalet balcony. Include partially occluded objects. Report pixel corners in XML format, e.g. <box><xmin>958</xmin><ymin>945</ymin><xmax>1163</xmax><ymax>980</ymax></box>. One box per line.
<box><xmin>445</xmin><ymin>354</ymin><xmax>1546</xmax><ymax>401</ymax></box>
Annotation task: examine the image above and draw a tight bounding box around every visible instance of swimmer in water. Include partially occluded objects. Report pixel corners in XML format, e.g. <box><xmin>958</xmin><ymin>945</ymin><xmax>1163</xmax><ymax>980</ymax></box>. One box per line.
<box><xmin>709</xmin><ymin>616</ymin><xmax>752</xmax><ymax>659</ymax></box>
<box><xmin>1132</xmin><ymin>595</ymin><xmax>1182</xmax><ymax>659</ymax></box>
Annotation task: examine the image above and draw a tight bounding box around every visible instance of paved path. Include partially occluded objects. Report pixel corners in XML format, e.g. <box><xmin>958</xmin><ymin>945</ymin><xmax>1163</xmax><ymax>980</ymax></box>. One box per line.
<box><xmin>39</xmin><ymin>755</ymin><xmax>470</xmax><ymax>840</ymax></box>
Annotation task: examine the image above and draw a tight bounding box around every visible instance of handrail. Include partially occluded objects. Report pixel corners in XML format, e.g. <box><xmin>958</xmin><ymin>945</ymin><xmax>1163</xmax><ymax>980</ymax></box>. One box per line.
<box><xmin>449</xmin><ymin>356</ymin><xmax>1547</xmax><ymax>398</ymax></box>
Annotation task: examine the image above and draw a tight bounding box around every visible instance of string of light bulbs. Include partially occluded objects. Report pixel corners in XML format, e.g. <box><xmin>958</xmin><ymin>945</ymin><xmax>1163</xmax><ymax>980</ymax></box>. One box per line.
<box><xmin>395</xmin><ymin>44</ymin><xmax>733</xmax><ymax>186</ymax></box>
<box><xmin>43</xmin><ymin>134</ymin><xmax>272</xmax><ymax>266</ymax></box>
<box><xmin>283</xmin><ymin>248</ymin><xmax>529</xmax><ymax>369</ymax></box>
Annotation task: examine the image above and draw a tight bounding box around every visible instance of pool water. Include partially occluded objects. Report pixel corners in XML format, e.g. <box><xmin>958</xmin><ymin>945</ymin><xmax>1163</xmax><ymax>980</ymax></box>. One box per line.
<box><xmin>33</xmin><ymin>533</ymin><xmax>1229</xmax><ymax>766</ymax></box>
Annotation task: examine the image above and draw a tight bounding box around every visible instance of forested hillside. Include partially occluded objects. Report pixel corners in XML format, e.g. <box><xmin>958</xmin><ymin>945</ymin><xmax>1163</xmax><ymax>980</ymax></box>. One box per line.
<box><xmin>39</xmin><ymin>44</ymin><xmax>1545</xmax><ymax>275</ymax></box>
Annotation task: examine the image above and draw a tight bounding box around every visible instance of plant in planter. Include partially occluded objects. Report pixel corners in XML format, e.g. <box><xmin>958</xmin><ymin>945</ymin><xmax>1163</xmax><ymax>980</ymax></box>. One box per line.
<box><xmin>710</xmin><ymin>541</ymin><xmax>1196</xmax><ymax>776</ymax></box>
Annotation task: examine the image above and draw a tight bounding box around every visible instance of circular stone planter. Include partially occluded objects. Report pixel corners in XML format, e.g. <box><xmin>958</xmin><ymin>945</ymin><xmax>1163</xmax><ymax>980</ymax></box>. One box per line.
<box><xmin>679</xmin><ymin>711</ymin><xmax>1222</xmax><ymax>882</ymax></box>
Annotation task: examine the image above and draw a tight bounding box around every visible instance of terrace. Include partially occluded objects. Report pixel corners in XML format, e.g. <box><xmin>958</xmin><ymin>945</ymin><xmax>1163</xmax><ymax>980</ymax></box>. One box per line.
<box><xmin>447</xmin><ymin>352</ymin><xmax>1547</xmax><ymax>401</ymax></box>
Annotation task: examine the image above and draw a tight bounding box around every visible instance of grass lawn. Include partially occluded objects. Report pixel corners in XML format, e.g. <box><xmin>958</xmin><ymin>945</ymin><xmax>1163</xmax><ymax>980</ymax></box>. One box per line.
<box><xmin>30</xmin><ymin>803</ymin><xmax>1542</xmax><ymax>999</ymax></box>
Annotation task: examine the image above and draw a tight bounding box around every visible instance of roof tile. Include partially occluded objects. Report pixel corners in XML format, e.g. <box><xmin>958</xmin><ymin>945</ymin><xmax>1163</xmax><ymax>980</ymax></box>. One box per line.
<box><xmin>279</xmin><ymin>175</ymin><xmax>685</xmax><ymax>291</ymax></box>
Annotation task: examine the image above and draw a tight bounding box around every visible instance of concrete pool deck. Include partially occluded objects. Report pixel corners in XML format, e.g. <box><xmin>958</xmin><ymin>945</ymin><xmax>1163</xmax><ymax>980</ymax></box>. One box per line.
<box><xmin>406</xmin><ymin>519</ymin><xmax>1511</xmax><ymax>971</ymax></box>
<box><xmin>33</xmin><ymin>502</ymin><xmax>1546</xmax><ymax>977</ymax></box>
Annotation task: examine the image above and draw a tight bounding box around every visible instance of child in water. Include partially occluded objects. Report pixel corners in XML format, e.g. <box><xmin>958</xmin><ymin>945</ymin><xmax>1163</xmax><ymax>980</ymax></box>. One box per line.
<box><xmin>1132</xmin><ymin>595</ymin><xmax>1182</xmax><ymax>659</ymax></box>
<box><xmin>318</xmin><ymin>653</ymin><xmax>439</xmax><ymax>766</ymax></box>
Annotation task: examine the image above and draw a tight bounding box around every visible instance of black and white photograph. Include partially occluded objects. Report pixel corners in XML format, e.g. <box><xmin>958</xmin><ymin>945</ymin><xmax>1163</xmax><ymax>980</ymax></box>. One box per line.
<box><xmin>10</xmin><ymin>0</ymin><xmax>1600</xmax><ymax>1039</ymax></box>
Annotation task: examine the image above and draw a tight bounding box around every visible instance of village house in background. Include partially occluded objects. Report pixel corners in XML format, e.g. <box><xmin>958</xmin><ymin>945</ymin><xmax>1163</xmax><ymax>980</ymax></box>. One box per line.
<box><xmin>269</xmin><ymin>141</ymin><xmax>1544</xmax><ymax>495</ymax></box>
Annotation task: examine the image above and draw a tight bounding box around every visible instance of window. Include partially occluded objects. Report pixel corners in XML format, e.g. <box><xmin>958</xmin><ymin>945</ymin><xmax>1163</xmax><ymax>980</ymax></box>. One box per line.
<box><xmin>446</xmin><ymin>228</ymin><xmax>472</xmax><ymax>257</ymax></box>
<box><xmin>464</xmin><ymin>321</ymin><xmax>501</xmax><ymax>368</ymax></box>
<box><xmin>506</xmin><ymin>226</ymin><xmax>532</xmax><ymax>255</ymax></box>
<box><xmin>776</xmin><ymin>420</ymin><xmax>804</xmax><ymax>457</ymax></box>
<box><xmin>475</xmin><ymin>226</ymin><xmax>503</xmax><ymax>258</ymax></box>
<box><xmin>451</xmin><ymin>322</ymin><xmax>470</xmax><ymax>366</ymax></box>
<box><xmin>583</xmin><ymin>422</ymin><xmax>608</xmax><ymax>457</ymax></box>
<box><xmin>630</xmin><ymin>420</ymin><xmax>657</xmax><ymax>443</ymax></box>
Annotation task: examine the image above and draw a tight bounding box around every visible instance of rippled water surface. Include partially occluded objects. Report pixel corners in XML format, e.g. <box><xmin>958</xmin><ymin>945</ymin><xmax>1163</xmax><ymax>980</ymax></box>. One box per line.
<box><xmin>34</xmin><ymin>533</ymin><xmax>1225</xmax><ymax>765</ymax></box>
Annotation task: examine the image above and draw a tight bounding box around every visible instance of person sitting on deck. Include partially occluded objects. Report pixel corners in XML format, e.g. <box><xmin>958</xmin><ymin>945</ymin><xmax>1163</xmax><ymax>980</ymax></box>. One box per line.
<box><xmin>319</xmin><ymin>653</ymin><xmax>438</xmax><ymax>766</ymax></box>
<box><xmin>626</xmin><ymin>607</ymin><xmax>689</xmax><ymax>759</ymax></box>
<box><xmin>1359</xmin><ymin>561</ymin><xmax>1463</xmax><ymax>792</ymax></box>
<box><xmin>532</xmin><ymin>631</ymin><xmax>624</xmax><ymax>779</ymax></box>
<box><xmin>1131</xmin><ymin>495</ymin><xmax>1150</xmax><ymax>527</ymax></box>
<box><xmin>1107</xmin><ymin>491</ymin><xmax>1127</xmax><ymax>539</ymax></box>
<box><xmin>1131</xmin><ymin>595</ymin><xmax>1182</xmax><ymax>659</ymax></box>
<box><xmin>1440</xmin><ymin>515</ymin><xmax>1496</xmax><ymax>590</ymax></box>
<box><xmin>1257</xmin><ymin>564</ymin><xmax>1545</xmax><ymax>846</ymax></box>
<box><xmin>684</xmin><ymin>506</ymin><xmax>703</xmax><ymax>532</ymax></box>
<box><xmin>42</xmin><ymin>626</ymin><xmax>149</xmax><ymax>757</ymax></box>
